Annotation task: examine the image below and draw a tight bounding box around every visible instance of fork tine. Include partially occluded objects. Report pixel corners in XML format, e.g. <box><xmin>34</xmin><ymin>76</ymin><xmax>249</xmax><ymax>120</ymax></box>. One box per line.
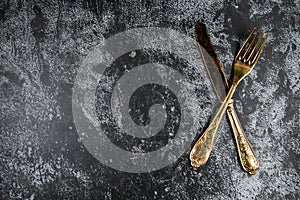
<box><xmin>242</xmin><ymin>30</ymin><xmax>260</xmax><ymax>61</ymax></box>
<box><xmin>246</xmin><ymin>30</ymin><xmax>264</xmax><ymax>62</ymax></box>
<box><xmin>235</xmin><ymin>28</ymin><xmax>256</xmax><ymax>60</ymax></box>
<box><xmin>251</xmin><ymin>33</ymin><xmax>268</xmax><ymax>64</ymax></box>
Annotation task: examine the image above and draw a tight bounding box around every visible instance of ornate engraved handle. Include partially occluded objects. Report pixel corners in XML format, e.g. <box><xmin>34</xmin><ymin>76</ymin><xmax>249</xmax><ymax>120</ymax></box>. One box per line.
<box><xmin>226</xmin><ymin>100</ymin><xmax>259</xmax><ymax>174</ymax></box>
<box><xmin>190</xmin><ymin>86</ymin><xmax>236</xmax><ymax>167</ymax></box>
<box><xmin>189</xmin><ymin>116</ymin><xmax>221</xmax><ymax>167</ymax></box>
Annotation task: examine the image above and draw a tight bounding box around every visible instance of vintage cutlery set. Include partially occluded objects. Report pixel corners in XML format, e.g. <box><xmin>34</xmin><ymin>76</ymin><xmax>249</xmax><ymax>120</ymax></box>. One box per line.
<box><xmin>190</xmin><ymin>22</ymin><xmax>268</xmax><ymax>174</ymax></box>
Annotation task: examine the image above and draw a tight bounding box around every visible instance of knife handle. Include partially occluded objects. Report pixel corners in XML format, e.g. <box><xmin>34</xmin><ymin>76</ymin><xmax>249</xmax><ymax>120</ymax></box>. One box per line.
<box><xmin>226</xmin><ymin>99</ymin><xmax>259</xmax><ymax>174</ymax></box>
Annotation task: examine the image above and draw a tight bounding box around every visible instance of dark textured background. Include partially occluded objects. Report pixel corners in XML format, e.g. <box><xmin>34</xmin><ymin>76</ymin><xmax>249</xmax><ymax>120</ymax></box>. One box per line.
<box><xmin>0</xmin><ymin>0</ymin><xmax>299</xmax><ymax>199</ymax></box>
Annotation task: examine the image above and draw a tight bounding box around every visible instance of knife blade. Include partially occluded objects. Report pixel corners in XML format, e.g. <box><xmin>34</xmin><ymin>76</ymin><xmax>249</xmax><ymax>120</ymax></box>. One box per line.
<box><xmin>194</xmin><ymin>22</ymin><xmax>259</xmax><ymax>174</ymax></box>
<box><xmin>195</xmin><ymin>23</ymin><xmax>228</xmax><ymax>102</ymax></box>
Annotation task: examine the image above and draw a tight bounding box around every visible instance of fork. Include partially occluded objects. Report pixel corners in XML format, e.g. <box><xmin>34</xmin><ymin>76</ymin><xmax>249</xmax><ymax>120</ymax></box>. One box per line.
<box><xmin>190</xmin><ymin>28</ymin><xmax>268</xmax><ymax>168</ymax></box>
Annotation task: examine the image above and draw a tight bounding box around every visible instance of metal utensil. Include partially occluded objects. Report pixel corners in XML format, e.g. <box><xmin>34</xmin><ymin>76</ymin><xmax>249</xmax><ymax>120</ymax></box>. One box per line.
<box><xmin>195</xmin><ymin>22</ymin><xmax>259</xmax><ymax>174</ymax></box>
<box><xmin>190</xmin><ymin>28</ymin><xmax>268</xmax><ymax>169</ymax></box>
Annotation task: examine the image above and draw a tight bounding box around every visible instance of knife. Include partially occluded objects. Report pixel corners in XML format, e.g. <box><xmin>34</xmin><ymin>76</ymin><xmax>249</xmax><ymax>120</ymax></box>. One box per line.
<box><xmin>193</xmin><ymin>22</ymin><xmax>259</xmax><ymax>174</ymax></box>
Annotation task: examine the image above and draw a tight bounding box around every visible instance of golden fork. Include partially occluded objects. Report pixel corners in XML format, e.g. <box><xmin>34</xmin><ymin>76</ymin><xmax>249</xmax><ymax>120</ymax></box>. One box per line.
<box><xmin>190</xmin><ymin>28</ymin><xmax>268</xmax><ymax>169</ymax></box>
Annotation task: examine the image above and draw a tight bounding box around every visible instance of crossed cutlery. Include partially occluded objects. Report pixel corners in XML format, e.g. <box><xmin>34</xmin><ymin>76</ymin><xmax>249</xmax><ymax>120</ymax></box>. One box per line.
<box><xmin>190</xmin><ymin>23</ymin><xmax>268</xmax><ymax>174</ymax></box>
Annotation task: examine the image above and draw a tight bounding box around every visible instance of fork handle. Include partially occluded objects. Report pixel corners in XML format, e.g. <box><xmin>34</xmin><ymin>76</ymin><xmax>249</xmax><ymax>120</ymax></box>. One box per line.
<box><xmin>189</xmin><ymin>110</ymin><xmax>224</xmax><ymax>168</ymax></box>
<box><xmin>190</xmin><ymin>86</ymin><xmax>236</xmax><ymax>167</ymax></box>
<box><xmin>226</xmin><ymin>100</ymin><xmax>259</xmax><ymax>174</ymax></box>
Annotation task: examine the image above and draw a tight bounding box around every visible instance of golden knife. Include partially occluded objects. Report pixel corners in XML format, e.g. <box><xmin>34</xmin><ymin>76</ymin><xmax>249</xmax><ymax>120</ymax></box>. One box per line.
<box><xmin>192</xmin><ymin>22</ymin><xmax>259</xmax><ymax>174</ymax></box>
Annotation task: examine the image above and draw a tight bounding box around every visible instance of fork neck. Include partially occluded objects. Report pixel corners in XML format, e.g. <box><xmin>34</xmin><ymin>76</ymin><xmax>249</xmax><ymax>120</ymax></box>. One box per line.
<box><xmin>222</xmin><ymin>84</ymin><xmax>238</xmax><ymax>105</ymax></box>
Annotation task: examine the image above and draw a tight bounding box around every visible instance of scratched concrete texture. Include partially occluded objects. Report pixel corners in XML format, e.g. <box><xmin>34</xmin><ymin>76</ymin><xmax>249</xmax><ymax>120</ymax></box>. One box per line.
<box><xmin>0</xmin><ymin>0</ymin><xmax>299</xmax><ymax>199</ymax></box>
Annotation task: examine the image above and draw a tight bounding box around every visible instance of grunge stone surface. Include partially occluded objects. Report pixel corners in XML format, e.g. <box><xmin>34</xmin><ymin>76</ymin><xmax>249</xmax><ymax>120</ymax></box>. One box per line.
<box><xmin>0</xmin><ymin>0</ymin><xmax>299</xmax><ymax>199</ymax></box>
